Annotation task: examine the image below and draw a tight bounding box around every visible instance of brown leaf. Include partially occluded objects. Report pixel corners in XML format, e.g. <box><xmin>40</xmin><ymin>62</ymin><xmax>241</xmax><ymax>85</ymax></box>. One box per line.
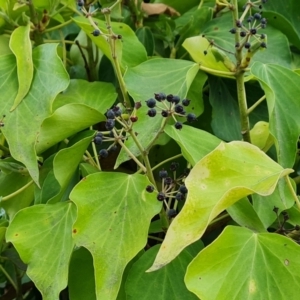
<box><xmin>141</xmin><ymin>3</ymin><xmax>180</xmax><ymax>17</ymax></box>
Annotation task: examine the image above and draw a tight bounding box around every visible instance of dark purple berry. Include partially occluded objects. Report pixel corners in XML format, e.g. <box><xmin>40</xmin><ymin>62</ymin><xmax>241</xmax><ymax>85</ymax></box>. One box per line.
<box><xmin>183</xmin><ymin>168</ymin><xmax>190</xmax><ymax>176</ymax></box>
<box><xmin>135</xmin><ymin>102</ymin><xmax>142</xmax><ymax>109</ymax></box>
<box><xmin>260</xmin><ymin>42</ymin><xmax>267</xmax><ymax>48</ymax></box>
<box><xmin>77</xmin><ymin>0</ymin><xmax>84</xmax><ymax>6</ymax></box>
<box><xmin>105</xmin><ymin>119</ymin><xmax>115</xmax><ymax>130</ymax></box>
<box><xmin>261</xmin><ymin>24</ymin><xmax>266</xmax><ymax>29</ymax></box>
<box><xmin>157</xmin><ymin>192</ymin><xmax>165</xmax><ymax>201</ymax></box>
<box><xmin>93</xmin><ymin>136</ymin><xmax>102</xmax><ymax>145</ymax></box>
<box><xmin>186</xmin><ymin>113</ymin><xmax>197</xmax><ymax>123</ymax></box>
<box><xmin>130</xmin><ymin>116</ymin><xmax>138</xmax><ymax>122</ymax></box>
<box><xmin>113</xmin><ymin>106</ymin><xmax>122</xmax><ymax>117</ymax></box>
<box><xmin>146</xmin><ymin>185</ymin><xmax>154</xmax><ymax>193</ymax></box>
<box><xmin>236</xmin><ymin>20</ymin><xmax>242</xmax><ymax>27</ymax></box>
<box><xmin>244</xmin><ymin>42</ymin><xmax>251</xmax><ymax>49</ymax></box>
<box><xmin>167</xmin><ymin>209</ymin><xmax>177</xmax><ymax>218</ymax></box>
<box><xmin>99</xmin><ymin>149</ymin><xmax>108</xmax><ymax>158</ymax></box>
<box><xmin>179</xmin><ymin>185</ymin><xmax>188</xmax><ymax>194</ymax></box>
<box><xmin>182</xmin><ymin>99</ymin><xmax>191</xmax><ymax>106</ymax></box>
<box><xmin>92</xmin><ymin>29</ymin><xmax>101</xmax><ymax>37</ymax></box>
<box><xmin>171</xmin><ymin>95</ymin><xmax>180</xmax><ymax>104</ymax></box>
<box><xmin>174</xmin><ymin>104</ymin><xmax>184</xmax><ymax>113</ymax></box>
<box><xmin>240</xmin><ymin>31</ymin><xmax>247</xmax><ymax>37</ymax></box>
<box><xmin>254</xmin><ymin>13</ymin><xmax>261</xmax><ymax>20</ymax></box>
<box><xmin>146</xmin><ymin>98</ymin><xmax>156</xmax><ymax>108</ymax></box>
<box><xmin>260</xmin><ymin>33</ymin><xmax>266</xmax><ymax>39</ymax></box>
<box><xmin>250</xmin><ymin>28</ymin><xmax>257</xmax><ymax>35</ymax></box>
<box><xmin>96</xmin><ymin>132</ymin><xmax>103</xmax><ymax>138</ymax></box>
<box><xmin>147</xmin><ymin>108</ymin><xmax>157</xmax><ymax>117</ymax></box>
<box><xmin>229</xmin><ymin>28</ymin><xmax>236</xmax><ymax>34</ymax></box>
<box><xmin>247</xmin><ymin>16</ymin><xmax>253</xmax><ymax>23</ymax></box>
<box><xmin>175</xmin><ymin>192</ymin><xmax>185</xmax><ymax>201</ymax></box>
<box><xmin>159</xmin><ymin>169</ymin><xmax>168</xmax><ymax>179</ymax></box>
<box><xmin>170</xmin><ymin>162</ymin><xmax>179</xmax><ymax>171</ymax></box>
<box><xmin>161</xmin><ymin>110</ymin><xmax>169</xmax><ymax>117</ymax></box>
<box><xmin>109</xmin><ymin>144</ymin><xmax>118</xmax><ymax>152</ymax></box>
<box><xmin>165</xmin><ymin>177</ymin><xmax>173</xmax><ymax>185</ymax></box>
<box><xmin>174</xmin><ymin>122</ymin><xmax>183</xmax><ymax>130</ymax></box>
<box><xmin>106</xmin><ymin>109</ymin><xmax>115</xmax><ymax>119</ymax></box>
<box><xmin>166</xmin><ymin>94</ymin><xmax>173</xmax><ymax>102</ymax></box>
<box><xmin>235</xmin><ymin>42</ymin><xmax>240</xmax><ymax>48</ymax></box>
<box><xmin>154</xmin><ymin>92</ymin><xmax>166</xmax><ymax>101</ymax></box>
<box><xmin>261</xmin><ymin>18</ymin><xmax>267</xmax><ymax>25</ymax></box>
<box><xmin>204</xmin><ymin>50</ymin><xmax>208</xmax><ymax>55</ymax></box>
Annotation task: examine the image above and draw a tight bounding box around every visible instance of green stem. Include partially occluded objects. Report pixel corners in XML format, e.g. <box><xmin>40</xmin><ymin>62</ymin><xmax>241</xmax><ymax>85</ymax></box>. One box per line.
<box><xmin>0</xmin><ymin>144</ymin><xmax>10</xmax><ymax>154</ymax></box>
<box><xmin>151</xmin><ymin>154</ymin><xmax>183</xmax><ymax>172</ymax></box>
<box><xmin>148</xmin><ymin>235</ymin><xmax>164</xmax><ymax>242</ymax></box>
<box><xmin>285</xmin><ymin>175</ymin><xmax>300</xmax><ymax>210</ymax></box>
<box><xmin>43</xmin><ymin>19</ymin><xmax>73</xmax><ymax>33</ymax></box>
<box><xmin>199</xmin><ymin>65</ymin><xmax>235</xmax><ymax>77</ymax></box>
<box><xmin>2</xmin><ymin>180</ymin><xmax>34</xmax><ymax>201</ymax></box>
<box><xmin>86</xmin><ymin>37</ymin><xmax>98</xmax><ymax>81</ymax></box>
<box><xmin>247</xmin><ymin>95</ymin><xmax>266</xmax><ymax>115</ymax></box>
<box><xmin>91</xmin><ymin>143</ymin><xmax>101</xmax><ymax>171</ymax></box>
<box><xmin>208</xmin><ymin>213</ymin><xmax>230</xmax><ymax>226</ymax></box>
<box><xmin>198</xmin><ymin>0</ymin><xmax>204</xmax><ymax>9</ymax></box>
<box><xmin>28</xmin><ymin>0</ymin><xmax>43</xmax><ymax>45</ymax></box>
<box><xmin>0</xmin><ymin>264</ymin><xmax>18</xmax><ymax>292</ymax></box>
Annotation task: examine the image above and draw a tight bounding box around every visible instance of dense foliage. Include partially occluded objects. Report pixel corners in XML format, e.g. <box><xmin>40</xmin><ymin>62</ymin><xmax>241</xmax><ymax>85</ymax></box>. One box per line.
<box><xmin>1</xmin><ymin>0</ymin><xmax>300</xmax><ymax>299</ymax></box>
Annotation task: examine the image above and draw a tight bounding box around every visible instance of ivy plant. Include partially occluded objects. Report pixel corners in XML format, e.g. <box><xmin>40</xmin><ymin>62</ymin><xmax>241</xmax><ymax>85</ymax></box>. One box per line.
<box><xmin>1</xmin><ymin>0</ymin><xmax>300</xmax><ymax>299</ymax></box>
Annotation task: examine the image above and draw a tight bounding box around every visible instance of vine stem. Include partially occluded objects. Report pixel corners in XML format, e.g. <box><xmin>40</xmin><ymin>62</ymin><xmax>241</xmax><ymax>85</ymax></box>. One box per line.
<box><xmin>0</xmin><ymin>264</ymin><xmax>18</xmax><ymax>292</ymax></box>
<box><xmin>151</xmin><ymin>154</ymin><xmax>183</xmax><ymax>172</ymax></box>
<box><xmin>285</xmin><ymin>176</ymin><xmax>300</xmax><ymax>210</ymax></box>
<box><xmin>2</xmin><ymin>180</ymin><xmax>34</xmax><ymax>201</ymax></box>
<box><xmin>44</xmin><ymin>19</ymin><xmax>73</xmax><ymax>33</ymax></box>
<box><xmin>28</xmin><ymin>0</ymin><xmax>43</xmax><ymax>45</ymax></box>
<box><xmin>247</xmin><ymin>95</ymin><xmax>266</xmax><ymax>115</ymax></box>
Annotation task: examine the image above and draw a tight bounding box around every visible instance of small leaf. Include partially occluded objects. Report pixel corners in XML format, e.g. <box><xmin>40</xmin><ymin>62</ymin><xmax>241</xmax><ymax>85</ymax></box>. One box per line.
<box><xmin>125</xmin><ymin>243</ymin><xmax>203</xmax><ymax>300</ymax></box>
<box><xmin>164</xmin><ymin>124</ymin><xmax>221</xmax><ymax>165</ymax></box>
<box><xmin>6</xmin><ymin>202</ymin><xmax>77</xmax><ymax>300</ymax></box>
<box><xmin>148</xmin><ymin>141</ymin><xmax>293</xmax><ymax>271</ymax></box>
<box><xmin>135</xmin><ymin>27</ymin><xmax>155</xmax><ymax>56</ymax></box>
<box><xmin>9</xmin><ymin>23</ymin><xmax>33</xmax><ymax>111</ymax></box>
<box><xmin>185</xmin><ymin>226</ymin><xmax>300</xmax><ymax>300</ymax></box>
<box><xmin>70</xmin><ymin>173</ymin><xmax>161</xmax><ymax>299</ymax></box>
<box><xmin>250</xmin><ymin>121</ymin><xmax>274</xmax><ymax>152</ymax></box>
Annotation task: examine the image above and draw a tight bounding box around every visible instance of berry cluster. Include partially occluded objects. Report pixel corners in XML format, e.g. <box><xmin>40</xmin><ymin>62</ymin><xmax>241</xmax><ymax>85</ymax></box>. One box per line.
<box><xmin>230</xmin><ymin>10</ymin><xmax>268</xmax><ymax>50</ymax></box>
<box><xmin>146</xmin><ymin>93</ymin><xmax>196</xmax><ymax>130</ymax></box>
<box><xmin>93</xmin><ymin>131</ymin><xmax>118</xmax><ymax>158</ymax></box>
<box><xmin>146</xmin><ymin>162</ymin><xmax>190</xmax><ymax>219</ymax></box>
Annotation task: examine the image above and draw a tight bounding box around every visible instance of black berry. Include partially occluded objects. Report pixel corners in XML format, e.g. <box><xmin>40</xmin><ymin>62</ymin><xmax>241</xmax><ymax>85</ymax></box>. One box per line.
<box><xmin>261</xmin><ymin>18</ymin><xmax>267</xmax><ymax>25</ymax></box>
<box><xmin>179</xmin><ymin>185</ymin><xmax>188</xmax><ymax>194</ymax></box>
<box><xmin>186</xmin><ymin>113</ymin><xmax>197</xmax><ymax>123</ymax></box>
<box><xmin>182</xmin><ymin>99</ymin><xmax>191</xmax><ymax>106</ymax></box>
<box><xmin>171</xmin><ymin>95</ymin><xmax>180</xmax><ymax>104</ymax></box>
<box><xmin>170</xmin><ymin>162</ymin><xmax>179</xmax><ymax>171</ymax></box>
<box><xmin>244</xmin><ymin>42</ymin><xmax>251</xmax><ymax>49</ymax></box>
<box><xmin>113</xmin><ymin>106</ymin><xmax>122</xmax><ymax>117</ymax></box>
<box><xmin>106</xmin><ymin>109</ymin><xmax>115</xmax><ymax>119</ymax></box>
<box><xmin>154</xmin><ymin>92</ymin><xmax>166</xmax><ymax>101</ymax></box>
<box><xmin>166</xmin><ymin>94</ymin><xmax>173</xmax><ymax>102</ymax></box>
<box><xmin>174</xmin><ymin>105</ymin><xmax>184</xmax><ymax>113</ymax></box>
<box><xmin>165</xmin><ymin>177</ymin><xmax>173</xmax><ymax>185</ymax></box>
<box><xmin>260</xmin><ymin>33</ymin><xmax>266</xmax><ymax>39</ymax></box>
<box><xmin>161</xmin><ymin>110</ymin><xmax>169</xmax><ymax>117</ymax></box>
<box><xmin>93</xmin><ymin>136</ymin><xmax>102</xmax><ymax>145</ymax></box>
<box><xmin>167</xmin><ymin>209</ymin><xmax>177</xmax><ymax>218</ymax></box>
<box><xmin>159</xmin><ymin>169</ymin><xmax>168</xmax><ymax>179</ymax></box>
<box><xmin>99</xmin><ymin>149</ymin><xmax>108</xmax><ymax>158</ymax></box>
<box><xmin>77</xmin><ymin>0</ymin><xmax>84</xmax><ymax>6</ymax></box>
<box><xmin>174</xmin><ymin>122</ymin><xmax>183</xmax><ymax>130</ymax></box>
<box><xmin>135</xmin><ymin>102</ymin><xmax>142</xmax><ymax>109</ymax></box>
<box><xmin>240</xmin><ymin>31</ymin><xmax>247</xmax><ymax>37</ymax></box>
<box><xmin>260</xmin><ymin>42</ymin><xmax>267</xmax><ymax>48</ymax></box>
<box><xmin>204</xmin><ymin>50</ymin><xmax>208</xmax><ymax>55</ymax></box>
<box><xmin>236</xmin><ymin>20</ymin><xmax>242</xmax><ymax>27</ymax></box>
<box><xmin>247</xmin><ymin>16</ymin><xmax>253</xmax><ymax>23</ymax></box>
<box><xmin>235</xmin><ymin>42</ymin><xmax>240</xmax><ymax>48</ymax></box>
<box><xmin>105</xmin><ymin>119</ymin><xmax>115</xmax><ymax>130</ymax></box>
<box><xmin>250</xmin><ymin>28</ymin><xmax>257</xmax><ymax>35</ymax></box>
<box><xmin>157</xmin><ymin>192</ymin><xmax>165</xmax><ymax>201</ymax></box>
<box><xmin>254</xmin><ymin>13</ymin><xmax>261</xmax><ymax>20</ymax></box>
<box><xmin>147</xmin><ymin>108</ymin><xmax>157</xmax><ymax>117</ymax></box>
<box><xmin>175</xmin><ymin>192</ymin><xmax>185</xmax><ymax>201</ymax></box>
<box><xmin>92</xmin><ymin>29</ymin><xmax>101</xmax><ymax>37</ymax></box>
<box><xmin>146</xmin><ymin>98</ymin><xmax>156</xmax><ymax>108</ymax></box>
<box><xmin>109</xmin><ymin>144</ymin><xmax>118</xmax><ymax>152</ymax></box>
<box><xmin>146</xmin><ymin>185</ymin><xmax>154</xmax><ymax>193</ymax></box>
<box><xmin>229</xmin><ymin>28</ymin><xmax>236</xmax><ymax>34</ymax></box>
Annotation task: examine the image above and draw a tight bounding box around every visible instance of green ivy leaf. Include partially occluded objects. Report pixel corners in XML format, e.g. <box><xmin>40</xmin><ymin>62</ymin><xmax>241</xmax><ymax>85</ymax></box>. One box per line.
<box><xmin>53</xmin><ymin>79</ymin><xmax>117</xmax><ymax>112</ymax></box>
<box><xmin>0</xmin><ymin>44</ymin><xmax>69</xmax><ymax>185</ymax></box>
<box><xmin>73</xmin><ymin>16</ymin><xmax>147</xmax><ymax>71</ymax></box>
<box><xmin>9</xmin><ymin>23</ymin><xmax>33</xmax><ymax>111</ymax></box>
<box><xmin>164</xmin><ymin>124</ymin><xmax>220</xmax><ymax>165</ymax></box>
<box><xmin>136</xmin><ymin>27</ymin><xmax>155</xmax><ymax>56</ymax></box>
<box><xmin>125</xmin><ymin>243</ymin><xmax>202</xmax><ymax>300</ymax></box>
<box><xmin>148</xmin><ymin>141</ymin><xmax>293</xmax><ymax>271</ymax></box>
<box><xmin>70</xmin><ymin>173</ymin><xmax>161</xmax><ymax>299</ymax></box>
<box><xmin>115</xmin><ymin>59</ymin><xmax>200</xmax><ymax>168</ymax></box>
<box><xmin>251</xmin><ymin>62</ymin><xmax>300</xmax><ymax>168</ymax></box>
<box><xmin>6</xmin><ymin>202</ymin><xmax>77</xmax><ymax>300</ymax></box>
<box><xmin>35</xmin><ymin>104</ymin><xmax>104</xmax><ymax>154</ymax></box>
<box><xmin>185</xmin><ymin>226</ymin><xmax>300</xmax><ymax>300</ymax></box>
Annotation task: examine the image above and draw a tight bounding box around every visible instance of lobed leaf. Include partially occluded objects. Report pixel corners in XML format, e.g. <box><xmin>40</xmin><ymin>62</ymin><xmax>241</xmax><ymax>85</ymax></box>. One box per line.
<box><xmin>148</xmin><ymin>141</ymin><xmax>293</xmax><ymax>271</ymax></box>
<box><xmin>185</xmin><ymin>226</ymin><xmax>300</xmax><ymax>300</ymax></box>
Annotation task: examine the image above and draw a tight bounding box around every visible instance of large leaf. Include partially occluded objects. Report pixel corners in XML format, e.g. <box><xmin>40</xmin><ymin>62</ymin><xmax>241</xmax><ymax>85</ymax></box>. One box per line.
<box><xmin>185</xmin><ymin>226</ymin><xmax>300</xmax><ymax>300</ymax></box>
<box><xmin>125</xmin><ymin>243</ymin><xmax>202</xmax><ymax>300</ymax></box>
<box><xmin>6</xmin><ymin>202</ymin><xmax>77</xmax><ymax>300</ymax></box>
<box><xmin>0</xmin><ymin>44</ymin><xmax>69</xmax><ymax>185</ymax></box>
<box><xmin>115</xmin><ymin>59</ymin><xmax>201</xmax><ymax>168</ymax></box>
<box><xmin>53</xmin><ymin>79</ymin><xmax>117</xmax><ymax>112</ymax></box>
<box><xmin>251</xmin><ymin>62</ymin><xmax>300</xmax><ymax>168</ymax></box>
<box><xmin>70</xmin><ymin>173</ymin><xmax>161</xmax><ymax>299</ymax></box>
<box><xmin>148</xmin><ymin>141</ymin><xmax>293</xmax><ymax>271</ymax></box>
<box><xmin>164</xmin><ymin>124</ymin><xmax>221</xmax><ymax>165</ymax></box>
<box><xmin>73</xmin><ymin>16</ymin><xmax>147</xmax><ymax>70</ymax></box>
<box><xmin>35</xmin><ymin>104</ymin><xmax>104</xmax><ymax>154</ymax></box>
<box><xmin>9</xmin><ymin>23</ymin><xmax>33</xmax><ymax>111</ymax></box>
